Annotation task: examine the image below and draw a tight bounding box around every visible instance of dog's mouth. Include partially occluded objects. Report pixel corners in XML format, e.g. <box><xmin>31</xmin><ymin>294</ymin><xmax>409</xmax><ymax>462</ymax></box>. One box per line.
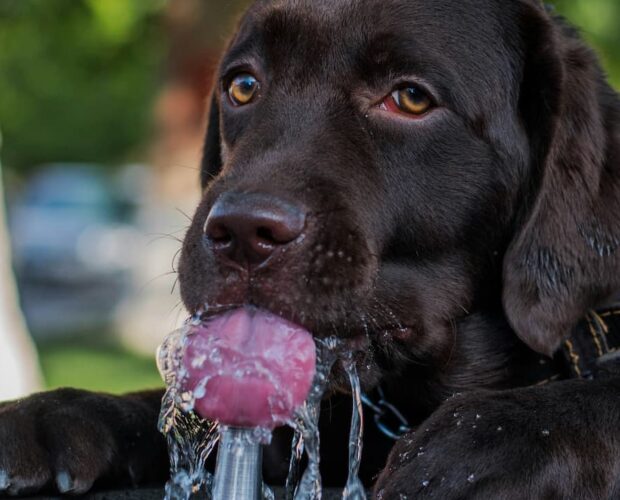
<box><xmin>190</xmin><ymin>303</ymin><xmax>414</xmax><ymax>393</ymax></box>
<box><xmin>181</xmin><ymin>306</ymin><xmax>318</xmax><ymax>428</ymax></box>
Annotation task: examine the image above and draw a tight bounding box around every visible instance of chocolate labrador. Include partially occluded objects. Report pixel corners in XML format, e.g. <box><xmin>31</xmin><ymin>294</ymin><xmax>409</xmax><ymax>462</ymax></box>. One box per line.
<box><xmin>2</xmin><ymin>0</ymin><xmax>620</xmax><ymax>498</ymax></box>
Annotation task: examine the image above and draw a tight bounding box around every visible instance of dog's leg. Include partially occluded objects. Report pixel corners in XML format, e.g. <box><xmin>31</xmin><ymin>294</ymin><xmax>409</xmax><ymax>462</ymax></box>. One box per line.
<box><xmin>374</xmin><ymin>370</ymin><xmax>620</xmax><ymax>500</ymax></box>
<box><xmin>0</xmin><ymin>389</ymin><xmax>168</xmax><ymax>496</ymax></box>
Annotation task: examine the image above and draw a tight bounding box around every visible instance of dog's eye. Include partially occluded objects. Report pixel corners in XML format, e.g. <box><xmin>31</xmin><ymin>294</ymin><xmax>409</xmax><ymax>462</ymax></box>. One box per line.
<box><xmin>383</xmin><ymin>85</ymin><xmax>432</xmax><ymax>116</ymax></box>
<box><xmin>228</xmin><ymin>74</ymin><xmax>260</xmax><ymax>106</ymax></box>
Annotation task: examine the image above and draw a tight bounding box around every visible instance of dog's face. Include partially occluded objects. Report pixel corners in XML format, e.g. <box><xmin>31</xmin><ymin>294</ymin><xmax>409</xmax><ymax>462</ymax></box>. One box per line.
<box><xmin>179</xmin><ymin>0</ymin><xmax>620</xmax><ymax>389</ymax></box>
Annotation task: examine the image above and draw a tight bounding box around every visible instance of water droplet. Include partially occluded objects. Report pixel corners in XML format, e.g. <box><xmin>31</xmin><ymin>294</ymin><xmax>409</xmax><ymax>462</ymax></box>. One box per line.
<box><xmin>497</xmin><ymin>426</ymin><xmax>503</xmax><ymax>432</ymax></box>
<box><xmin>475</xmin><ymin>414</ymin><xmax>481</xmax><ymax>420</ymax></box>
<box><xmin>191</xmin><ymin>354</ymin><xmax>206</xmax><ymax>369</ymax></box>
<box><xmin>209</xmin><ymin>348</ymin><xmax>223</xmax><ymax>364</ymax></box>
<box><xmin>193</xmin><ymin>383</ymin><xmax>206</xmax><ymax>400</ymax></box>
<box><xmin>468</xmin><ymin>474</ymin><xmax>475</xmax><ymax>483</ymax></box>
<box><xmin>263</xmin><ymin>483</ymin><xmax>275</xmax><ymax>500</ymax></box>
<box><xmin>453</xmin><ymin>412</ymin><xmax>460</xmax><ymax>418</ymax></box>
<box><xmin>422</xmin><ymin>480</ymin><xmax>430</xmax><ymax>487</ymax></box>
<box><xmin>541</xmin><ymin>429</ymin><xmax>550</xmax><ymax>436</ymax></box>
<box><xmin>0</xmin><ymin>470</ymin><xmax>8</xmax><ymax>489</ymax></box>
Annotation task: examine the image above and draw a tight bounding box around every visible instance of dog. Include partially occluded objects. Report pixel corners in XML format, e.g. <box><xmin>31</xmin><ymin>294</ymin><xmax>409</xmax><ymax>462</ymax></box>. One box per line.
<box><xmin>1</xmin><ymin>0</ymin><xmax>620</xmax><ymax>497</ymax></box>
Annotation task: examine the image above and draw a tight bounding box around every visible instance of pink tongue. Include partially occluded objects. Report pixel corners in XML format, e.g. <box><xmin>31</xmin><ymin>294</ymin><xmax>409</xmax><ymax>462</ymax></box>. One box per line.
<box><xmin>182</xmin><ymin>308</ymin><xmax>316</xmax><ymax>429</ymax></box>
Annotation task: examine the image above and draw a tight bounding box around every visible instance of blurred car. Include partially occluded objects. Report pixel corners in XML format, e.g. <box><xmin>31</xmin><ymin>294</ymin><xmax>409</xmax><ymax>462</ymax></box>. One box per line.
<box><xmin>8</xmin><ymin>164</ymin><xmax>141</xmax><ymax>338</ymax></box>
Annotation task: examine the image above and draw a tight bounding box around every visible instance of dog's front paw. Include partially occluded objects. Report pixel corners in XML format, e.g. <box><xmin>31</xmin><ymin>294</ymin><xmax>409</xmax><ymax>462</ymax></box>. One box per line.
<box><xmin>373</xmin><ymin>384</ymin><xmax>618</xmax><ymax>500</ymax></box>
<box><xmin>0</xmin><ymin>388</ymin><xmax>167</xmax><ymax>497</ymax></box>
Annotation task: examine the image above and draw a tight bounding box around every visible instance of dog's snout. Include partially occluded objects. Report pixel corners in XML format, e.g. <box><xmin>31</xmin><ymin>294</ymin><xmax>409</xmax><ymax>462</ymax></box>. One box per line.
<box><xmin>204</xmin><ymin>192</ymin><xmax>306</xmax><ymax>266</ymax></box>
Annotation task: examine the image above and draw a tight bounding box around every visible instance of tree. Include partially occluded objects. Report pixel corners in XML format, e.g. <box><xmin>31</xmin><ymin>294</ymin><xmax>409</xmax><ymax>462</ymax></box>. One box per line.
<box><xmin>0</xmin><ymin>0</ymin><xmax>165</xmax><ymax>172</ymax></box>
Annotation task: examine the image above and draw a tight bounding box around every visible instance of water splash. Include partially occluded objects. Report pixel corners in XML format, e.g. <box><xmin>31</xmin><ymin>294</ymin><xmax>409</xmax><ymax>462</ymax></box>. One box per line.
<box><xmin>291</xmin><ymin>336</ymin><xmax>341</xmax><ymax>500</ymax></box>
<box><xmin>263</xmin><ymin>484</ymin><xmax>276</xmax><ymax>500</ymax></box>
<box><xmin>160</xmin><ymin>406</ymin><xmax>219</xmax><ymax>500</ymax></box>
<box><xmin>158</xmin><ymin>324</ymin><xmax>220</xmax><ymax>499</ymax></box>
<box><xmin>342</xmin><ymin>356</ymin><xmax>366</xmax><ymax>500</ymax></box>
<box><xmin>284</xmin><ymin>429</ymin><xmax>304</xmax><ymax>500</ymax></box>
<box><xmin>158</xmin><ymin>323</ymin><xmax>367</xmax><ymax>499</ymax></box>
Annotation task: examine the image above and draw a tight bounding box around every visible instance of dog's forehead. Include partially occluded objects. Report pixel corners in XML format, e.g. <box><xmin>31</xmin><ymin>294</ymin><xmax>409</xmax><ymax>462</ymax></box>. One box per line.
<box><xmin>233</xmin><ymin>0</ymin><xmax>520</xmax><ymax>88</ymax></box>
<box><xmin>242</xmin><ymin>0</ymin><xmax>514</xmax><ymax>48</ymax></box>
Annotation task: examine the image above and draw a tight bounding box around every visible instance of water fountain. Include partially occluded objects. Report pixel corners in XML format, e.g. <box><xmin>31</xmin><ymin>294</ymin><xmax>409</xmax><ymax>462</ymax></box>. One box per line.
<box><xmin>157</xmin><ymin>307</ymin><xmax>366</xmax><ymax>500</ymax></box>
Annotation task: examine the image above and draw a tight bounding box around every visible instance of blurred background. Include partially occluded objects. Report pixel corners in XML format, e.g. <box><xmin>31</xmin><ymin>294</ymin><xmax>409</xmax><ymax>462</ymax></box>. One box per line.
<box><xmin>0</xmin><ymin>0</ymin><xmax>618</xmax><ymax>399</ymax></box>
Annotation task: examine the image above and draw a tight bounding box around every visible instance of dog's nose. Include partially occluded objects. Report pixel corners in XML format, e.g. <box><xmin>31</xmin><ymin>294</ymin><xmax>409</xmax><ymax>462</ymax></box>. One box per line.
<box><xmin>204</xmin><ymin>192</ymin><xmax>306</xmax><ymax>266</ymax></box>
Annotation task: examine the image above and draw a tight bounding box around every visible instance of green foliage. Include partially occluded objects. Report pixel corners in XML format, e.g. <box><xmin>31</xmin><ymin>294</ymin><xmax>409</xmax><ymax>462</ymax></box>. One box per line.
<box><xmin>0</xmin><ymin>0</ymin><xmax>165</xmax><ymax>172</ymax></box>
<box><xmin>553</xmin><ymin>0</ymin><xmax>620</xmax><ymax>89</ymax></box>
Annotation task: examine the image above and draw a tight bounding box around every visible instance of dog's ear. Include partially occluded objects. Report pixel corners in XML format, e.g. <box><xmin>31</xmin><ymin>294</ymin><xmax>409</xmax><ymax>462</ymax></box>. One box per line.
<box><xmin>200</xmin><ymin>92</ymin><xmax>223</xmax><ymax>189</ymax></box>
<box><xmin>503</xmin><ymin>2</ymin><xmax>620</xmax><ymax>356</ymax></box>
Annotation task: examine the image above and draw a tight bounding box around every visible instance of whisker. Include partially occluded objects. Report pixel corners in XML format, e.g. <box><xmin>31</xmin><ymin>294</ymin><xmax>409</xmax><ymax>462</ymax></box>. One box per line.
<box><xmin>147</xmin><ymin>232</ymin><xmax>185</xmax><ymax>245</ymax></box>
<box><xmin>171</xmin><ymin>247</ymin><xmax>183</xmax><ymax>273</ymax></box>
<box><xmin>170</xmin><ymin>276</ymin><xmax>180</xmax><ymax>295</ymax></box>
<box><xmin>170</xmin><ymin>163</ymin><xmax>201</xmax><ymax>172</ymax></box>
<box><xmin>175</xmin><ymin>208</ymin><xmax>194</xmax><ymax>223</ymax></box>
<box><xmin>138</xmin><ymin>271</ymin><xmax>178</xmax><ymax>294</ymax></box>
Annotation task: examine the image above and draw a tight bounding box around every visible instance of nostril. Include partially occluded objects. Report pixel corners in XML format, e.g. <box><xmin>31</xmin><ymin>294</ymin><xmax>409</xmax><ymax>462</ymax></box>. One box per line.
<box><xmin>256</xmin><ymin>226</ymin><xmax>277</xmax><ymax>245</ymax></box>
<box><xmin>205</xmin><ymin>220</ymin><xmax>233</xmax><ymax>247</ymax></box>
<box><xmin>263</xmin><ymin>217</ymin><xmax>305</xmax><ymax>245</ymax></box>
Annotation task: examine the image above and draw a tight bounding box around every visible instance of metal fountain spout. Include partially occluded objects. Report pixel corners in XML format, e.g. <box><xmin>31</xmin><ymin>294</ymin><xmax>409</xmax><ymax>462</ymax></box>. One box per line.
<box><xmin>212</xmin><ymin>427</ymin><xmax>263</xmax><ymax>500</ymax></box>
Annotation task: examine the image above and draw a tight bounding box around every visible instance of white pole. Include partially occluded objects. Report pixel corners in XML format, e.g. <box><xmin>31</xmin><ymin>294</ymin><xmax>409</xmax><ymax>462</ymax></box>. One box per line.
<box><xmin>0</xmin><ymin>130</ymin><xmax>43</xmax><ymax>400</ymax></box>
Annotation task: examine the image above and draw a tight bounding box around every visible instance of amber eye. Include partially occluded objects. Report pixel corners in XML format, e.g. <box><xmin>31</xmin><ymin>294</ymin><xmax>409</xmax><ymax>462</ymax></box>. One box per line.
<box><xmin>388</xmin><ymin>85</ymin><xmax>432</xmax><ymax>116</ymax></box>
<box><xmin>227</xmin><ymin>73</ymin><xmax>260</xmax><ymax>106</ymax></box>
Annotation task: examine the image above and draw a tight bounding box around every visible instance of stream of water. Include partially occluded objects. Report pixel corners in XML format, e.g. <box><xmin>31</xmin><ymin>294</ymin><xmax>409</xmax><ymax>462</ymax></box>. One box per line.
<box><xmin>342</xmin><ymin>356</ymin><xmax>367</xmax><ymax>500</ymax></box>
<box><xmin>158</xmin><ymin>323</ymin><xmax>367</xmax><ymax>500</ymax></box>
<box><xmin>287</xmin><ymin>337</ymin><xmax>341</xmax><ymax>500</ymax></box>
<box><xmin>158</xmin><ymin>324</ymin><xmax>220</xmax><ymax>499</ymax></box>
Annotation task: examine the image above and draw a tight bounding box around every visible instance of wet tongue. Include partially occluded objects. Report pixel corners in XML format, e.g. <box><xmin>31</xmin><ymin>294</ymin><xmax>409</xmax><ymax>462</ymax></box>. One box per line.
<box><xmin>182</xmin><ymin>308</ymin><xmax>316</xmax><ymax>429</ymax></box>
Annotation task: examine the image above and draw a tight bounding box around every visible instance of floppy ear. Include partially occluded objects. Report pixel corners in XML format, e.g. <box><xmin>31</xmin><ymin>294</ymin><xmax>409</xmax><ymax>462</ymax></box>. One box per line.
<box><xmin>200</xmin><ymin>92</ymin><xmax>223</xmax><ymax>189</ymax></box>
<box><xmin>503</xmin><ymin>2</ymin><xmax>620</xmax><ymax>356</ymax></box>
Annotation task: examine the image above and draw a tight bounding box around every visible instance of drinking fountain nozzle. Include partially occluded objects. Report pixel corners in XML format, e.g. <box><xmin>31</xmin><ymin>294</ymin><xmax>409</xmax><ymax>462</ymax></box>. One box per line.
<box><xmin>212</xmin><ymin>427</ymin><xmax>263</xmax><ymax>500</ymax></box>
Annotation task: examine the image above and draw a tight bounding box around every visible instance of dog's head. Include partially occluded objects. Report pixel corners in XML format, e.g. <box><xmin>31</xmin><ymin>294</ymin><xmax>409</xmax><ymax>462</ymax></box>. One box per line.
<box><xmin>178</xmin><ymin>0</ymin><xmax>620</xmax><ymax>390</ymax></box>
